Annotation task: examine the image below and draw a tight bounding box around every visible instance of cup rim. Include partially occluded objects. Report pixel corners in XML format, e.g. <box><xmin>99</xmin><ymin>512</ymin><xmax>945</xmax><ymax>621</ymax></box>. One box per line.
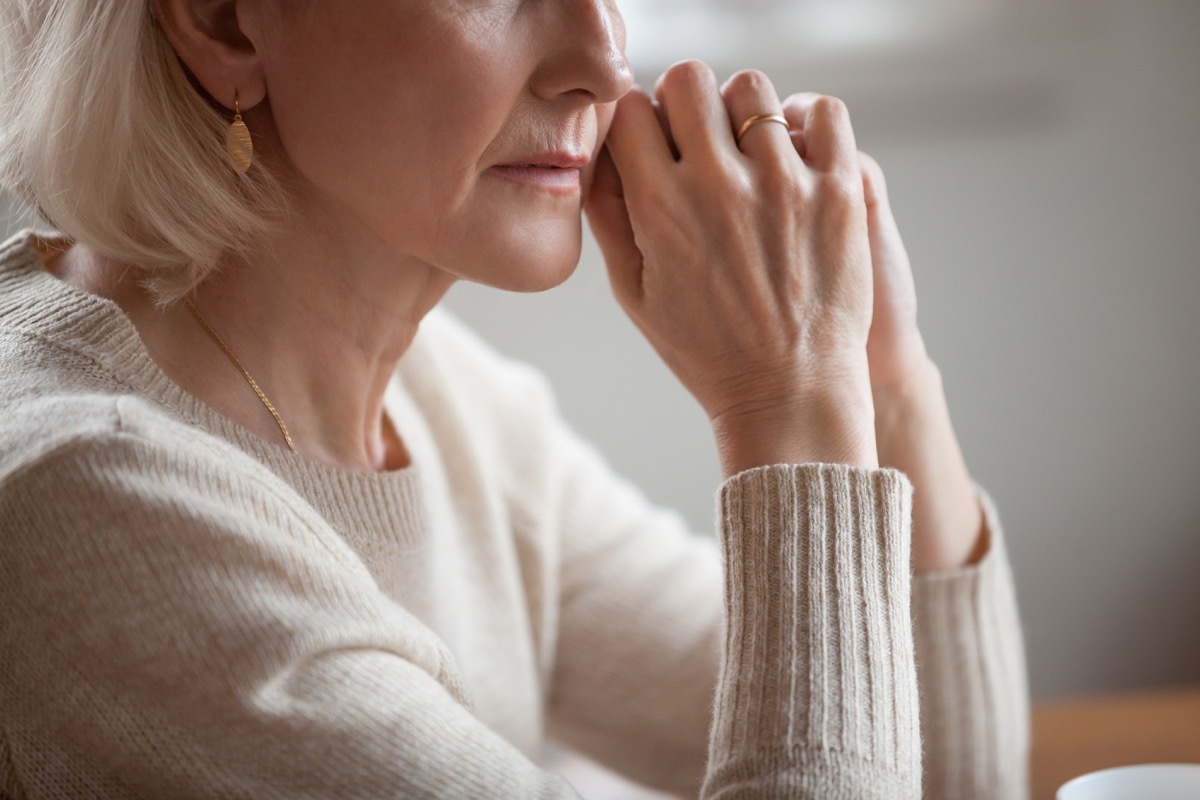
<box><xmin>1059</xmin><ymin>763</ymin><xmax>1200</xmax><ymax>794</ymax></box>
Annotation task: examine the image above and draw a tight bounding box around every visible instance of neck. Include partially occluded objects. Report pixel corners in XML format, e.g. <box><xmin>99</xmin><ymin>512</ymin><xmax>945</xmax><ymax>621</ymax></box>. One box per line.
<box><xmin>197</xmin><ymin>217</ymin><xmax>457</xmax><ymax>471</ymax></box>
<box><xmin>66</xmin><ymin>211</ymin><xmax>458</xmax><ymax>473</ymax></box>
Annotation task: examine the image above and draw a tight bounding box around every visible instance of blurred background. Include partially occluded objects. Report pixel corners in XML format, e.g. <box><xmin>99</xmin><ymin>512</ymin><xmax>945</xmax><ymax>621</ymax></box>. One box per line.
<box><xmin>4</xmin><ymin>0</ymin><xmax>1197</xmax><ymax>727</ymax></box>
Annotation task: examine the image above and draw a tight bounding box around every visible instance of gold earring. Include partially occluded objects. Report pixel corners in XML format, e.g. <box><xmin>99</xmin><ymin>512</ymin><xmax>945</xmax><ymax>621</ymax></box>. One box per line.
<box><xmin>225</xmin><ymin>91</ymin><xmax>253</xmax><ymax>174</ymax></box>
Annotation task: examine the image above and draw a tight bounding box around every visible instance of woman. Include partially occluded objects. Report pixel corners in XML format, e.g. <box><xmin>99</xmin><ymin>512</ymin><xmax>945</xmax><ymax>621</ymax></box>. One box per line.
<box><xmin>0</xmin><ymin>1</ymin><xmax>1028</xmax><ymax>798</ymax></box>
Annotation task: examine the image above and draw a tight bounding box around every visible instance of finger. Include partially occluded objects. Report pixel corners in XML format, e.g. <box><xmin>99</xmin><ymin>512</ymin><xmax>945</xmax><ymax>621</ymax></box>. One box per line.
<box><xmin>780</xmin><ymin>92</ymin><xmax>814</xmax><ymax>132</ymax></box>
<box><xmin>653</xmin><ymin>60</ymin><xmax>732</xmax><ymax>160</ymax></box>
<box><xmin>780</xmin><ymin>92</ymin><xmax>811</xmax><ymax>161</ymax></box>
<box><xmin>651</xmin><ymin>98</ymin><xmax>680</xmax><ymax>160</ymax></box>
<box><xmin>782</xmin><ymin>93</ymin><xmax>858</xmax><ymax>175</ymax></box>
<box><xmin>584</xmin><ymin>145</ymin><xmax>643</xmax><ymax>306</ymax></box>
<box><xmin>604</xmin><ymin>86</ymin><xmax>675</xmax><ymax>198</ymax></box>
<box><xmin>859</xmin><ymin>151</ymin><xmax>900</xmax><ymax>243</ymax></box>
<box><xmin>859</xmin><ymin>151</ymin><xmax>909</xmax><ymax>271</ymax></box>
<box><xmin>859</xmin><ymin>150</ymin><xmax>889</xmax><ymax>210</ymax></box>
<box><xmin>858</xmin><ymin>152</ymin><xmax>917</xmax><ymax>322</ymax></box>
<box><xmin>722</xmin><ymin>69</ymin><xmax>794</xmax><ymax>166</ymax></box>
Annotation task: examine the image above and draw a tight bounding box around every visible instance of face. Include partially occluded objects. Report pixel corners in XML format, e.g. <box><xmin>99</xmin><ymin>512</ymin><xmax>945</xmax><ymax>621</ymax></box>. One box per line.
<box><xmin>246</xmin><ymin>0</ymin><xmax>633</xmax><ymax>292</ymax></box>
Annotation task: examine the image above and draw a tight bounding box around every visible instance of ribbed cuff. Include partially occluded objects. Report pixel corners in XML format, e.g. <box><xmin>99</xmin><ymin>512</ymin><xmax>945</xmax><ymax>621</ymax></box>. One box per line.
<box><xmin>704</xmin><ymin>463</ymin><xmax>918</xmax><ymax>799</ymax></box>
<box><xmin>912</xmin><ymin>488</ymin><xmax>1030</xmax><ymax>800</ymax></box>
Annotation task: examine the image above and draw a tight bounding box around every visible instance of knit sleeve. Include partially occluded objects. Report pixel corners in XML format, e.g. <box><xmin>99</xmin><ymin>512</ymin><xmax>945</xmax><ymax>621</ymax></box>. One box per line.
<box><xmin>543</xmin><ymin>422</ymin><xmax>1028</xmax><ymax>799</ymax></box>
<box><xmin>0</xmin><ymin>430</ymin><xmax>580</xmax><ymax>800</ymax></box>
<box><xmin>701</xmin><ymin>464</ymin><xmax>919</xmax><ymax>799</ymax></box>
<box><xmin>541</xmin><ymin>415</ymin><xmax>920</xmax><ymax>798</ymax></box>
<box><xmin>912</xmin><ymin>490</ymin><xmax>1031</xmax><ymax>800</ymax></box>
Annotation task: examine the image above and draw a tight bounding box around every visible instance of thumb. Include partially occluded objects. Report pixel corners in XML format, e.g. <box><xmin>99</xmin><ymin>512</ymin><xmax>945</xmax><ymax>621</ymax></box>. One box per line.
<box><xmin>585</xmin><ymin>144</ymin><xmax>644</xmax><ymax>308</ymax></box>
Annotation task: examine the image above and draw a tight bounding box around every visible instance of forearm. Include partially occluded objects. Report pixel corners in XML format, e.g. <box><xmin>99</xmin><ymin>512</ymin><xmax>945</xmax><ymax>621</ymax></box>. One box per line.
<box><xmin>875</xmin><ymin>360</ymin><xmax>1030</xmax><ymax>797</ymax></box>
<box><xmin>873</xmin><ymin>356</ymin><xmax>986</xmax><ymax>572</ymax></box>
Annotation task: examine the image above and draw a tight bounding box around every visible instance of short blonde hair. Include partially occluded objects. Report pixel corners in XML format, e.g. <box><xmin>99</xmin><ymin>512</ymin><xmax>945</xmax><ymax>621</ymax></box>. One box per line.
<box><xmin>0</xmin><ymin>1</ymin><xmax>289</xmax><ymax>303</ymax></box>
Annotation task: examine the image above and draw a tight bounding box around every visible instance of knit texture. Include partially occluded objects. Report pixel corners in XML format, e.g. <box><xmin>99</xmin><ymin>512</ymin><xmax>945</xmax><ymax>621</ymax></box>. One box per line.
<box><xmin>912</xmin><ymin>492</ymin><xmax>1031</xmax><ymax>799</ymax></box>
<box><xmin>704</xmin><ymin>465</ymin><xmax>918</xmax><ymax>799</ymax></box>
<box><xmin>0</xmin><ymin>229</ymin><xmax>1029</xmax><ymax>799</ymax></box>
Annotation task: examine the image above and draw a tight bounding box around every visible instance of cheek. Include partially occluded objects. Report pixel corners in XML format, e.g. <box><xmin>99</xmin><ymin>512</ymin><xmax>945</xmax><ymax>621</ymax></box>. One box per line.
<box><xmin>257</xmin><ymin>9</ymin><xmax>584</xmax><ymax>289</ymax></box>
<box><xmin>270</xmin><ymin>8</ymin><xmax>516</xmax><ymax>143</ymax></box>
<box><xmin>263</xmin><ymin>29</ymin><xmax>519</xmax><ymax>241</ymax></box>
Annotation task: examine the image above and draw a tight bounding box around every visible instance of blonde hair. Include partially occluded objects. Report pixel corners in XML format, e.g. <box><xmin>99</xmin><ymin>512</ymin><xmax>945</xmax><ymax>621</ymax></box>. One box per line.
<box><xmin>0</xmin><ymin>1</ymin><xmax>290</xmax><ymax>303</ymax></box>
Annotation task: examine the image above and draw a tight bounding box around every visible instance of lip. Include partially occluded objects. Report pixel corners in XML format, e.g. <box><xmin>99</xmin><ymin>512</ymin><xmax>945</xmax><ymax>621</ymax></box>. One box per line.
<box><xmin>488</xmin><ymin>152</ymin><xmax>589</xmax><ymax>195</ymax></box>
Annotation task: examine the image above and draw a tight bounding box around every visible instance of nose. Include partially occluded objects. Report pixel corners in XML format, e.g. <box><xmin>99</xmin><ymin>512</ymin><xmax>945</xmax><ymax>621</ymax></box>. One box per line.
<box><xmin>530</xmin><ymin>0</ymin><xmax>634</xmax><ymax>105</ymax></box>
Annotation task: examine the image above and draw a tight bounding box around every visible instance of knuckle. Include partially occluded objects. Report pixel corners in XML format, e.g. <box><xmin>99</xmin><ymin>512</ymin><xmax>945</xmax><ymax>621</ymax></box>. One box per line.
<box><xmin>724</xmin><ymin>69</ymin><xmax>775</xmax><ymax>99</ymax></box>
<box><xmin>659</xmin><ymin>59</ymin><xmax>715</xmax><ymax>95</ymax></box>
<box><xmin>813</xmin><ymin>94</ymin><xmax>851</xmax><ymax>123</ymax></box>
<box><xmin>818</xmin><ymin>170</ymin><xmax>863</xmax><ymax>205</ymax></box>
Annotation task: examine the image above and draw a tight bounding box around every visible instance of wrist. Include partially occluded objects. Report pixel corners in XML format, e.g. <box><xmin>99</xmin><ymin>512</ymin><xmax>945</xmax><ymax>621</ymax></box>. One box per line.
<box><xmin>710</xmin><ymin>384</ymin><xmax>879</xmax><ymax>478</ymax></box>
<box><xmin>870</xmin><ymin>357</ymin><xmax>985</xmax><ymax>571</ymax></box>
<box><xmin>872</xmin><ymin>357</ymin><xmax>945</xmax><ymax>463</ymax></box>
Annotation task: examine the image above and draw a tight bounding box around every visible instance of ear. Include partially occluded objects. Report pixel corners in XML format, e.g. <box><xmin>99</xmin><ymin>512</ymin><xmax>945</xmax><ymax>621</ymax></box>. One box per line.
<box><xmin>151</xmin><ymin>0</ymin><xmax>266</xmax><ymax>111</ymax></box>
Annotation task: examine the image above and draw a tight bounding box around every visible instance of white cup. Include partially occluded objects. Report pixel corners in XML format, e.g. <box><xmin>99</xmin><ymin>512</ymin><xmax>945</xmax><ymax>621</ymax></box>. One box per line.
<box><xmin>1057</xmin><ymin>763</ymin><xmax>1200</xmax><ymax>800</ymax></box>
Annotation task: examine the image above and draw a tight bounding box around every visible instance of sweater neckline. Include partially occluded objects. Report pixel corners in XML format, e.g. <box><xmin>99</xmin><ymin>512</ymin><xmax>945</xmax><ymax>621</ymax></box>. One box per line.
<box><xmin>0</xmin><ymin>229</ymin><xmax>427</xmax><ymax>503</ymax></box>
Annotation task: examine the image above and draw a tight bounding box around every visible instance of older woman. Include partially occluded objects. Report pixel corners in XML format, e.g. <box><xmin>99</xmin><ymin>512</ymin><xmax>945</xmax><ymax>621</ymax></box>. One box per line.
<box><xmin>0</xmin><ymin>1</ymin><xmax>1028</xmax><ymax>798</ymax></box>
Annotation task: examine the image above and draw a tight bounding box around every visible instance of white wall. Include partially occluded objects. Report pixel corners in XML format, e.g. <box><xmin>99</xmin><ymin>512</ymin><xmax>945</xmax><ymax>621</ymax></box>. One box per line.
<box><xmin>5</xmin><ymin>0</ymin><xmax>1197</xmax><ymax>699</ymax></box>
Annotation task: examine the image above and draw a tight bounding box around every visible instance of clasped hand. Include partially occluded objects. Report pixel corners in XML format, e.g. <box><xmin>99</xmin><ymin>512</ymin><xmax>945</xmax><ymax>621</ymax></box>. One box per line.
<box><xmin>587</xmin><ymin>62</ymin><xmax>927</xmax><ymax>478</ymax></box>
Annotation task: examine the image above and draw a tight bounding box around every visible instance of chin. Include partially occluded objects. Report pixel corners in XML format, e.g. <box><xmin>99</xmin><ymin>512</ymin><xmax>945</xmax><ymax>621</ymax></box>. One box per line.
<box><xmin>488</xmin><ymin>249</ymin><xmax>580</xmax><ymax>293</ymax></box>
<box><xmin>463</xmin><ymin>218</ymin><xmax>583</xmax><ymax>293</ymax></box>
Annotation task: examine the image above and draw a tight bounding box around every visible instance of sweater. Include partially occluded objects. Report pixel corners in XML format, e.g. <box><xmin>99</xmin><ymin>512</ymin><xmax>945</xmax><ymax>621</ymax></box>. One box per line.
<box><xmin>0</xmin><ymin>229</ymin><xmax>1029</xmax><ymax>799</ymax></box>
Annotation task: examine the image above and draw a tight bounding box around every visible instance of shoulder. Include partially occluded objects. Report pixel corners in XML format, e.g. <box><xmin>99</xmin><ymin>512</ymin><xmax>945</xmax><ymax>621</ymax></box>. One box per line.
<box><xmin>0</xmin><ymin>227</ymin><xmax>147</xmax><ymax>461</ymax></box>
<box><xmin>0</xmin><ymin>302</ymin><xmax>258</xmax><ymax>486</ymax></box>
<box><xmin>0</xmin><ymin>391</ymin><xmax>371</xmax><ymax>623</ymax></box>
<box><xmin>0</xmin><ymin>392</ymin><xmax>300</xmax><ymax>523</ymax></box>
<box><xmin>0</xmin><ymin>271</ymin><xmax>304</xmax><ymax>532</ymax></box>
<box><xmin>0</xmin><ymin>228</ymin><xmax>269</xmax><ymax>490</ymax></box>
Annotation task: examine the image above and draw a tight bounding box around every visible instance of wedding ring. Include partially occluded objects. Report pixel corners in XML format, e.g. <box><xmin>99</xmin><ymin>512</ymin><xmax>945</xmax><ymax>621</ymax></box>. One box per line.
<box><xmin>735</xmin><ymin>113</ymin><xmax>790</xmax><ymax>146</ymax></box>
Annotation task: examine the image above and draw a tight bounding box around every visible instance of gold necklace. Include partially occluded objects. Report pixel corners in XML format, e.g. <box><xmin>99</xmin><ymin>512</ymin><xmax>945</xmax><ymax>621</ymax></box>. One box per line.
<box><xmin>184</xmin><ymin>297</ymin><xmax>298</xmax><ymax>454</ymax></box>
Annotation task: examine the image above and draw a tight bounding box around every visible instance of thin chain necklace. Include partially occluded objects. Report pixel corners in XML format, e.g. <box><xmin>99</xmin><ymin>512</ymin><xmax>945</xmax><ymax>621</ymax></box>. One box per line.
<box><xmin>183</xmin><ymin>297</ymin><xmax>298</xmax><ymax>454</ymax></box>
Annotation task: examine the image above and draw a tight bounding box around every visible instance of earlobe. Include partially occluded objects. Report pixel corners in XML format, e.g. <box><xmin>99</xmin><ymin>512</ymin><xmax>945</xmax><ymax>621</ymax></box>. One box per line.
<box><xmin>151</xmin><ymin>0</ymin><xmax>266</xmax><ymax>111</ymax></box>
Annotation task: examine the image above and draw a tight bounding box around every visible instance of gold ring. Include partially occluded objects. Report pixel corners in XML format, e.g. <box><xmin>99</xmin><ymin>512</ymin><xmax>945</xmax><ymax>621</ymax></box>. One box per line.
<box><xmin>735</xmin><ymin>113</ymin><xmax>790</xmax><ymax>146</ymax></box>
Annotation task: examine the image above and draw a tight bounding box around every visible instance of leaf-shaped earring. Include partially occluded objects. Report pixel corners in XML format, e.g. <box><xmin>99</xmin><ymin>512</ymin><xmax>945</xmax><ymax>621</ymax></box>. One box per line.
<box><xmin>225</xmin><ymin>91</ymin><xmax>253</xmax><ymax>174</ymax></box>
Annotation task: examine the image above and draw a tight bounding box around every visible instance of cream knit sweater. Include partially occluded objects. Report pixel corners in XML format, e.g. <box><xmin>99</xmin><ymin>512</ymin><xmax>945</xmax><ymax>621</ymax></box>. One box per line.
<box><xmin>0</xmin><ymin>230</ymin><xmax>1029</xmax><ymax>799</ymax></box>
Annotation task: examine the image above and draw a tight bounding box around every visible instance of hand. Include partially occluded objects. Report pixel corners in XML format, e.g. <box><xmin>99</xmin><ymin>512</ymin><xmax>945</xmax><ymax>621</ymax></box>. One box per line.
<box><xmin>586</xmin><ymin>63</ymin><xmax>878</xmax><ymax>475</ymax></box>
<box><xmin>841</xmin><ymin>150</ymin><xmax>986</xmax><ymax>570</ymax></box>
<box><xmin>777</xmin><ymin>102</ymin><xmax>930</xmax><ymax>391</ymax></box>
<box><xmin>858</xmin><ymin>151</ymin><xmax>931</xmax><ymax>392</ymax></box>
